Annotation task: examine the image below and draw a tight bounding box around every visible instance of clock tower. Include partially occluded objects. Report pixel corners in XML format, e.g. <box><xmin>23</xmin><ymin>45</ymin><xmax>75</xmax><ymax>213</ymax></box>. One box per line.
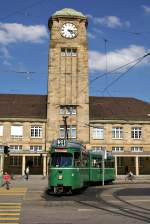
<box><xmin>47</xmin><ymin>8</ymin><xmax>89</xmax><ymax>144</ymax></box>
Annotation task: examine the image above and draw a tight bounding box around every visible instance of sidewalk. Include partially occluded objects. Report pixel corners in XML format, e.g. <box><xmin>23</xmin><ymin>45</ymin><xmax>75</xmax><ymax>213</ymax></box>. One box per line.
<box><xmin>114</xmin><ymin>175</ymin><xmax>150</xmax><ymax>184</ymax></box>
<box><xmin>10</xmin><ymin>175</ymin><xmax>150</xmax><ymax>190</ymax></box>
<box><xmin>10</xmin><ymin>175</ymin><xmax>48</xmax><ymax>191</ymax></box>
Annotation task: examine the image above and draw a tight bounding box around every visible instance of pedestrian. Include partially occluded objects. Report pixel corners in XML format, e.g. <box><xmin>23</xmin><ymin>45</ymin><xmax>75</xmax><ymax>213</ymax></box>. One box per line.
<box><xmin>0</xmin><ymin>170</ymin><xmax>3</xmax><ymax>187</ymax></box>
<box><xmin>2</xmin><ymin>172</ymin><xmax>11</xmax><ymax>190</ymax></box>
<box><xmin>25</xmin><ymin>166</ymin><xmax>29</xmax><ymax>180</ymax></box>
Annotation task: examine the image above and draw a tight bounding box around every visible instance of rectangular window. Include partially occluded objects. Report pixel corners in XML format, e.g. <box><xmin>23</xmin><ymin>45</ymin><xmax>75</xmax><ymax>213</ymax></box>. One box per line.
<box><xmin>10</xmin><ymin>156</ymin><xmax>22</xmax><ymax>166</ymax></box>
<box><xmin>9</xmin><ymin>145</ymin><xmax>22</xmax><ymax>151</ymax></box>
<box><xmin>61</xmin><ymin>48</ymin><xmax>66</xmax><ymax>56</ymax></box>
<box><xmin>31</xmin><ymin>126</ymin><xmax>42</xmax><ymax>138</ymax></box>
<box><xmin>59</xmin><ymin>105</ymin><xmax>77</xmax><ymax>115</ymax></box>
<box><xmin>112</xmin><ymin>147</ymin><xmax>124</xmax><ymax>152</ymax></box>
<box><xmin>59</xmin><ymin>125</ymin><xmax>76</xmax><ymax>139</ymax></box>
<box><xmin>131</xmin><ymin>147</ymin><xmax>143</xmax><ymax>152</ymax></box>
<box><xmin>0</xmin><ymin>125</ymin><xmax>3</xmax><ymax>136</ymax></box>
<box><xmin>60</xmin><ymin>106</ymin><xmax>65</xmax><ymax>115</ymax></box>
<box><xmin>66</xmin><ymin>48</ymin><xmax>72</xmax><ymax>56</ymax></box>
<box><xmin>112</xmin><ymin>127</ymin><xmax>123</xmax><ymax>139</ymax></box>
<box><xmin>92</xmin><ymin>127</ymin><xmax>104</xmax><ymax>139</ymax></box>
<box><xmin>61</xmin><ymin>48</ymin><xmax>77</xmax><ymax>57</ymax></box>
<box><xmin>72</xmin><ymin>49</ymin><xmax>77</xmax><ymax>56</ymax></box>
<box><xmin>11</xmin><ymin>126</ymin><xmax>23</xmax><ymax>138</ymax></box>
<box><xmin>131</xmin><ymin>127</ymin><xmax>142</xmax><ymax>139</ymax></box>
<box><xmin>30</xmin><ymin>145</ymin><xmax>42</xmax><ymax>152</ymax></box>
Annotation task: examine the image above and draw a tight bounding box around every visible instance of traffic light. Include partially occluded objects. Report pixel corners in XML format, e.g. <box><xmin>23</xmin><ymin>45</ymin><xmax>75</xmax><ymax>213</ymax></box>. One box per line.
<box><xmin>4</xmin><ymin>146</ymin><xmax>10</xmax><ymax>155</ymax></box>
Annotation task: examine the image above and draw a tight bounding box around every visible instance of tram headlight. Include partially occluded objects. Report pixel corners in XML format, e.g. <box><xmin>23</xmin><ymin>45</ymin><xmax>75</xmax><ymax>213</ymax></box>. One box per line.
<box><xmin>58</xmin><ymin>175</ymin><xmax>63</xmax><ymax>180</ymax></box>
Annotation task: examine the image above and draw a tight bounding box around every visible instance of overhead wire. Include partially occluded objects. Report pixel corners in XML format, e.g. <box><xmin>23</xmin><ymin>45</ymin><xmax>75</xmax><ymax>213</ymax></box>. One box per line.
<box><xmin>0</xmin><ymin>0</ymin><xmax>48</xmax><ymax>21</ymax></box>
<box><xmin>102</xmin><ymin>52</ymin><xmax>150</xmax><ymax>94</ymax></box>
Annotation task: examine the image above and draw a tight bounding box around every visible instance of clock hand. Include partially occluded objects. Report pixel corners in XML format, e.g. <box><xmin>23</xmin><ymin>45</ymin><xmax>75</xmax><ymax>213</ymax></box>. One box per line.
<box><xmin>68</xmin><ymin>29</ymin><xmax>74</xmax><ymax>34</ymax></box>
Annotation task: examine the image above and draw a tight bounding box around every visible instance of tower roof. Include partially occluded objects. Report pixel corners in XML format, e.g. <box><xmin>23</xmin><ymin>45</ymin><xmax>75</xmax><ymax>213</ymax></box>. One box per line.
<box><xmin>52</xmin><ymin>8</ymin><xmax>86</xmax><ymax>19</ymax></box>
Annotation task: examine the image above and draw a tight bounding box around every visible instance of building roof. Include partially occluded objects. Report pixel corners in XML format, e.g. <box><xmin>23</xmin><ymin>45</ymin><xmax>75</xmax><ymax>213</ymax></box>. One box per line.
<box><xmin>52</xmin><ymin>8</ymin><xmax>86</xmax><ymax>19</ymax></box>
<box><xmin>0</xmin><ymin>94</ymin><xmax>150</xmax><ymax>121</ymax></box>
<box><xmin>89</xmin><ymin>96</ymin><xmax>150</xmax><ymax>121</ymax></box>
<box><xmin>0</xmin><ymin>94</ymin><xmax>47</xmax><ymax>119</ymax></box>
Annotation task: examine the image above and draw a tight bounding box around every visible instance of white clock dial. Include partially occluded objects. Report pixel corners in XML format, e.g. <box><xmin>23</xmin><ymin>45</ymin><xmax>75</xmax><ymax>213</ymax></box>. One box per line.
<box><xmin>61</xmin><ymin>23</ymin><xmax>78</xmax><ymax>39</ymax></box>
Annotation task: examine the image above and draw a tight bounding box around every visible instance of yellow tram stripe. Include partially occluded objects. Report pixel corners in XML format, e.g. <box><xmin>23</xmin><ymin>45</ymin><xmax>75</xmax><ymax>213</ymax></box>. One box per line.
<box><xmin>0</xmin><ymin>213</ymin><xmax>20</xmax><ymax>216</ymax></box>
<box><xmin>0</xmin><ymin>206</ymin><xmax>21</xmax><ymax>208</ymax></box>
<box><xmin>0</xmin><ymin>217</ymin><xmax>19</xmax><ymax>220</ymax></box>
<box><xmin>0</xmin><ymin>193</ymin><xmax>25</xmax><ymax>196</ymax></box>
<box><xmin>0</xmin><ymin>223</ymin><xmax>19</xmax><ymax>224</ymax></box>
<box><xmin>0</xmin><ymin>209</ymin><xmax>20</xmax><ymax>211</ymax></box>
<box><xmin>0</xmin><ymin>203</ymin><xmax>21</xmax><ymax>205</ymax></box>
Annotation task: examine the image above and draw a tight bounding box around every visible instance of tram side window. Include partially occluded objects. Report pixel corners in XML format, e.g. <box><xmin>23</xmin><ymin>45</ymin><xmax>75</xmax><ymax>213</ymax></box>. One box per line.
<box><xmin>105</xmin><ymin>159</ymin><xmax>114</xmax><ymax>168</ymax></box>
<box><xmin>74</xmin><ymin>152</ymin><xmax>81</xmax><ymax>167</ymax></box>
<box><xmin>92</xmin><ymin>157</ymin><xmax>102</xmax><ymax>168</ymax></box>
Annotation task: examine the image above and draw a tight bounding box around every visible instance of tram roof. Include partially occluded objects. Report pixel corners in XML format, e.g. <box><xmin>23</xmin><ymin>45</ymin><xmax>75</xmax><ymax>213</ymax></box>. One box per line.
<box><xmin>51</xmin><ymin>140</ymin><xmax>85</xmax><ymax>151</ymax></box>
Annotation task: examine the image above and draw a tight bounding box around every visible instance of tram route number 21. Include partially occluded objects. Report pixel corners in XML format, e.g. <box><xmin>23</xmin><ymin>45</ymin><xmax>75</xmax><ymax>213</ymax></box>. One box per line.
<box><xmin>57</xmin><ymin>138</ymin><xmax>66</xmax><ymax>147</ymax></box>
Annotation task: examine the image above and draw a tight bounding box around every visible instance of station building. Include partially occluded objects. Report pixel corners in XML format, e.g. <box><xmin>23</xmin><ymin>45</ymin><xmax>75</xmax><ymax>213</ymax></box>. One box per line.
<box><xmin>0</xmin><ymin>8</ymin><xmax>150</xmax><ymax>176</ymax></box>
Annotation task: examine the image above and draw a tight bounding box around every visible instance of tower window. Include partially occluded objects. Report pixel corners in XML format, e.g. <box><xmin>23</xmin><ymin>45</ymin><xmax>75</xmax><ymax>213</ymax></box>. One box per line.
<box><xmin>59</xmin><ymin>125</ymin><xmax>76</xmax><ymax>139</ymax></box>
<box><xmin>61</xmin><ymin>48</ymin><xmax>77</xmax><ymax>57</ymax></box>
<box><xmin>60</xmin><ymin>105</ymin><xmax>76</xmax><ymax>115</ymax></box>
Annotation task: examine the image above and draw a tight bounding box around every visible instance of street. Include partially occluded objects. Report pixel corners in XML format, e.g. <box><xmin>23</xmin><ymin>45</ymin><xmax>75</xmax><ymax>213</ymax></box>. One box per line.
<box><xmin>0</xmin><ymin>176</ymin><xmax>150</xmax><ymax>224</ymax></box>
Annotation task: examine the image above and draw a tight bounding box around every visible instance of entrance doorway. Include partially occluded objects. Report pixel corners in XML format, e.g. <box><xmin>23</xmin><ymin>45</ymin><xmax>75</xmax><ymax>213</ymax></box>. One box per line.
<box><xmin>117</xmin><ymin>157</ymin><xmax>135</xmax><ymax>175</ymax></box>
<box><xmin>25</xmin><ymin>156</ymin><xmax>43</xmax><ymax>174</ymax></box>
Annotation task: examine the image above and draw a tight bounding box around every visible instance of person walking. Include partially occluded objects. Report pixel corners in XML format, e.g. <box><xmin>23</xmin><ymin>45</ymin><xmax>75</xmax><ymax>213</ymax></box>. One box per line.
<box><xmin>25</xmin><ymin>166</ymin><xmax>29</xmax><ymax>180</ymax></box>
<box><xmin>2</xmin><ymin>172</ymin><xmax>11</xmax><ymax>190</ymax></box>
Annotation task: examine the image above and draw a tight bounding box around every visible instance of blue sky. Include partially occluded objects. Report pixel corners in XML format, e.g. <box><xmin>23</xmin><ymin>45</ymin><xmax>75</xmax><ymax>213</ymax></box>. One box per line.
<box><xmin>0</xmin><ymin>0</ymin><xmax>150</xmax><ymax>102</ymax></box>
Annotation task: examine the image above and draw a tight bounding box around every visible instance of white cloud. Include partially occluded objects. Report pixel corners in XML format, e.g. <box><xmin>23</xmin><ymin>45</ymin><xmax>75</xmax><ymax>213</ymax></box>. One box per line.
<box><xmin>87</xmin><ymin>14</ymin><xmax>130</xmax><ymax>28</ymax></box>
<box><xmin>142</xmin><ymin>5</ymin><xmax>150</xmax><ymax>14</ymax></box>
<box><xmin>87</xmin><ymin>32</ymin><xmax>96</xmax><ymax>39</ymax></box>
<box><xmin>0</xmin><ymin>23</ymin><xmax>48</xmax><ymax>45</ymax></box>
<box><xmin>89</xmin><ymin>45</ymin><xmax>149</xmax><ymax>72</ymax></box>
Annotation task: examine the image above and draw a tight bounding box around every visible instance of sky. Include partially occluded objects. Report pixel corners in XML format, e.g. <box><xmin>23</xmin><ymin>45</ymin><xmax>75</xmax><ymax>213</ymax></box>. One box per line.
<box><xmin>0</xmin><ymin>0</ymin><xmax>150</xmax><ymax>102</ymax></box>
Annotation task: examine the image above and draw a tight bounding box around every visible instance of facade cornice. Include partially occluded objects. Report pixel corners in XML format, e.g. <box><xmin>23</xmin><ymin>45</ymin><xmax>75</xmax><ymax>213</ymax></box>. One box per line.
<box><xmin>90</xmin><ymin>119</ymin><xmax>150</xmax><ymax>125</ymax></box>
<box><xmin>0</xmin><ymin>118</ymin><xmax>47</xmax><ymax>123</ymax></box>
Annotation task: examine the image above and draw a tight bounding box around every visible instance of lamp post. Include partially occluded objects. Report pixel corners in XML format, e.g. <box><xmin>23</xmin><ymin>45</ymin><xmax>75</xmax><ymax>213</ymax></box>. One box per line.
<box><xmin>102</xmin><ymin>148</ymin><xmax>107</xmax><ymax>186</ymax></box>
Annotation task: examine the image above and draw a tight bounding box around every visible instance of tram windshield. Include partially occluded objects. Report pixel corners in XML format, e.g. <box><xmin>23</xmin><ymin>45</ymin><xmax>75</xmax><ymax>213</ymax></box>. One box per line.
<box><xmin>51</xmin><ymin>153</ymin><xmax>72</xmax><ymax>167</ymax></box>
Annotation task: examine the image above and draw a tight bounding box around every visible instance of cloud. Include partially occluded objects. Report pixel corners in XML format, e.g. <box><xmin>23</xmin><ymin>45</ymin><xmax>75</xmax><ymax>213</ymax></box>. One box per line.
<box><xmin>87</xmin><ymin>14</ymin><xmax>130</xmax><ymax>28</ymax></box>
<box><xmin>87</xmin><ymin>32</ymin><xmax>96</xmax><ymax>39</ymax></box>
<box><xmin>142</xmin><ymin>5</ymin><xmax>150</xmax><ymax>14</ymax></box>
<box><xmin>0</xmin><ymin>23</ymin><xmax>48</xmax><ymax>45</ymax></box>
<box><xmin>89</xmin><ymin>45</ymin><xmax>149</xmax><ymax>72</ymax></box>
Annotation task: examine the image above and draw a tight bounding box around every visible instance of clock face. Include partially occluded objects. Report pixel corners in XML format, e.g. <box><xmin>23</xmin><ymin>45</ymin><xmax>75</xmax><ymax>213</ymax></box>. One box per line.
<box><xmin>61</xmin><ymin>23</ymin><xmax>78</xmax><ymax>39</ymax></box>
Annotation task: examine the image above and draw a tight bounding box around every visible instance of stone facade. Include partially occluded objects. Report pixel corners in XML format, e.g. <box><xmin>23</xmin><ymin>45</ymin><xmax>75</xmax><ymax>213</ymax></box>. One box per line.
<box><xmin>0</xmin><ymin>8</ymin><xmax>150</xmax><ymax>176</ymax></box>
<box><xmin>47</xmin><ymin>9</ymin><xmax>89</xmax><ymax>144</ymax></box>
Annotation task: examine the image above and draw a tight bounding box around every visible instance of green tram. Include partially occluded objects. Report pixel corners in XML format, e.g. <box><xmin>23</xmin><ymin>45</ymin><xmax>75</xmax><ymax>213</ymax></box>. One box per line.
<box><xmin>48</xmin><ymin>139</ymin><xmax>116</xmax><ymax>194</ymax></box>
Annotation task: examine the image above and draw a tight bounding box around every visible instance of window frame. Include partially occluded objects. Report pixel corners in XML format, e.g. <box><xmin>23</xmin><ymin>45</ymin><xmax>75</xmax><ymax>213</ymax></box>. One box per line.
<box><xmin>112</xmin><ymin>127</ymin><xmax>123</xmax><ymax>139</ymax></box>
<box><xmin>30</xmin><ymin>145</ymin><xmax>42</xmax><ymax>152</ymax></box>
<box><xmin>9</xmin><ymin>145</ymin><xmax>22</xmax><ymax>151</ymax></box>
<box><xmin>92</xmin><ymin>127</ymin><xmax>104</xmax><ymax>140</ymax></box>
<box><xmin>112</xmin><ymin>147</ymin><xmax>124</xmax><ymax>152</ymax></box>
<box><xmin>11</xmin><ymin>125</ymin><xmax>23</xmax><ymax>138</ymax></box>
<box><xmin>59</xmin><ymin>125</ymin><xmax>76</xmax><ymax>139</ymax></box>
<box><xmin>31</xmin><ymin>126</ymin><xmax>42</xmax><ymax>138</ymax></box>
<box><xmin>131</xmin><ymin>147</ymin><xmax>143</xmax><ymax>152</ymax></box>
<box><xmin>131</xmin><ymin>127</ymin><xmax>142</xmax><ymax>139</ymax></box>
